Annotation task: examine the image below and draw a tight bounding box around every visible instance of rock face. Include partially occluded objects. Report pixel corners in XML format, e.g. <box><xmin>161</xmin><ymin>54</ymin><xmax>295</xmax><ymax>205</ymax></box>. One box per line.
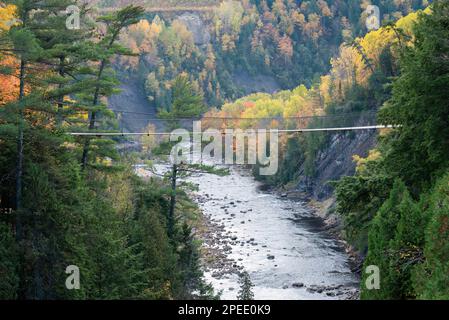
<box><xmin>177</xmin><ymin>13</ymin><xmax>210</xmax><ymax>46</ymax></box>
<box><xmin>288</xmin><ymin>118</ymin><xmax>377</xmax><ymax>275</ymax></box>
<box><xmin>108</xmin><ymin>73</ymin><xmax>164</xmax><ymax>133</ymax></box>
<box><xmin>297</xmin><ymin>127</ymin><xmax>378</xmax><ymax>201</ymax></box>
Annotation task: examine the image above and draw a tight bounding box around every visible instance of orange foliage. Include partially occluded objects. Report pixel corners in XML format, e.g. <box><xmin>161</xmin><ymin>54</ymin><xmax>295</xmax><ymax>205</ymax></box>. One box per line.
<box><xmin>0</xmin><ymin>55</ymin><xmax>19</xmax><ymax>106</ymax></box>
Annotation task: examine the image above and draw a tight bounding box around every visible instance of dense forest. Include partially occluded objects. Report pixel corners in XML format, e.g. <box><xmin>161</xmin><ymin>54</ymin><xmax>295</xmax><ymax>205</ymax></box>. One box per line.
<box><xmin>204</xmin><ymin>7</ymin><xmax>421</xmax><ymax>182</ymax></box>
<box><xmin>1</xmin><ymin>0</ymin><xmax>448</xmax><ymax>301</ymax></box>
<box><xmin>0</xmin><ymin>1</ymin><xmax>215</xmax><ymax>299</ymax></box>
<box><xmin>100</xmin><ymin>0</ymin><xmax>428</xmax><ymax>112</ymax></box>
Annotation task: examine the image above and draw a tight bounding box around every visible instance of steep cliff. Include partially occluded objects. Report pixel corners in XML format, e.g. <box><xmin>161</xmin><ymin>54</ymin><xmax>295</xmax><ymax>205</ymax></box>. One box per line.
<box><xmin>297</xmin><ymin>130</ymin><xmax>378</xmax><ymax>202</ymax></box>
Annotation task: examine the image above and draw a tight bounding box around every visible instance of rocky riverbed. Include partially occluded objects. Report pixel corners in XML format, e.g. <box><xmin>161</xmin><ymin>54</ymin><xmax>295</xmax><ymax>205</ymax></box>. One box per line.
<box><xmin>187</xmin><ymin>166</ymin><xmax>360</xmax><ymax>300</ymax></box>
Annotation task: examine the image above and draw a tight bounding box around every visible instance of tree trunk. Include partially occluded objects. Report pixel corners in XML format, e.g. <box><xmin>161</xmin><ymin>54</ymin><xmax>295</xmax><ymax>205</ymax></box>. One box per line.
<box><xmin>15</xmin><ymin>59</ymin><xmax>26</xmax><ymax>301</ymax></box>
<box><xmin>81</xmin><ymin>31</ymin><xmax>119</xmax><ymax>170</ymax></box>
<box><xmin>15</xmin><ymin>59</ymin><xmax>26</xmax><ymax>237</ymax></box>
<box><xmin>56</xmin><ymin>56</ymin><xmax>65</xmax><ymax>126</ymax></box>
<box><xmin>81</xmin><ymin>59</ymin><xmax>105</xmax><ymax>169</ymax></box>
<box><xmin>169</xmin><ymin>164</ymin><xmax>178</xmax><ymax>238</ymax></box>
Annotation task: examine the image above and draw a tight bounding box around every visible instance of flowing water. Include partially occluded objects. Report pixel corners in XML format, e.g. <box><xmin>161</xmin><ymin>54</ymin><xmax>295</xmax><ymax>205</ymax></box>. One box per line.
<box><xmin>187</xmin><ymin>166</ymin><xmax>359</xmax><ymax>300</ymax></box>
<box><xmin>143</xmin><ymin>163</ymin><xmax>359</xmax><ymax>300</ymax></box>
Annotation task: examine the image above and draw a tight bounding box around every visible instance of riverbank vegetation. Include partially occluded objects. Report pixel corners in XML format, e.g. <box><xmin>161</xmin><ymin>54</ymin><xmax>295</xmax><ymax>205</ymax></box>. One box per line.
<box><xmin>337</xmin><ymin>1</ymin><xmax>449</xmax><ymax>299</ymax></box>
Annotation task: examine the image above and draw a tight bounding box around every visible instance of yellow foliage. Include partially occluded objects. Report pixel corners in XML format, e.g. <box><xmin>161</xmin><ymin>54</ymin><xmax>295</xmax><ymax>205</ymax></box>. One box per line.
<box><xmin>204</xmin><ymin>83</ymin><xmax>325</xmax><ymax>131</ymax></box>
<box><xmin>330</xmin><ymin>45</ymin><xmax>368</xmax><ymax>92</ymax></box>
<box><xmin>354</xmin><ymin>150</ymin><xmax>382</xmax><ymax>174</ymax></box>
<box><xmin>0</xmin><ymin>4</ymin><xmax>16</xmax><ymax>31</ymax></box>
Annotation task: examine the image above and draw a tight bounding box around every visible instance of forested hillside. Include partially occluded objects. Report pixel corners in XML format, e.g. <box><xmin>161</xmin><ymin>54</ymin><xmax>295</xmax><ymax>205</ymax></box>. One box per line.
<box><xmin>0</xmin><ymin>2</ymin><xmax>214</xmax><ymax>300</ymax></box>
<box><xmin>103</xmin><ymin>0</ymin><xmax>427</xmax><ymax>113</ymax></box>
<box><xmin>337</xmin><ymin>1</ymin><xmax>449</xmax><ymax>299</ymax></box>
<box><xmin>205</xmin><ymin>7</ymin><xmax>420</xmax><ymax>183</ymax></box>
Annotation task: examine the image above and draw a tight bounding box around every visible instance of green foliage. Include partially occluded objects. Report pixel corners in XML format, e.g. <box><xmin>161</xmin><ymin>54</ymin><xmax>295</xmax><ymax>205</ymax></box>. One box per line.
<box><xmin>0</xmin><ymin>139</ymin><xmax>213</xmax><ymax>299</ymax></box>
<box><xmin>361</xmin><ymin>180</ymin><xmax>425</xmax><ymax>300</ymax></box>
<box><xmin>379</xmin><ymin>0</ymin><xmax>449</xmax><ymax>193</ymax></box>
<box><xmin>237</xmin><ymin>271</ymin><xmax>254</xmax><ymax>300</ymax></box>
<box><xmin>0</xmin><ymin>1</ymin><xmax>212</xmax><ymax>300</ymax></box>
<box><xmin>343</xmin><ymin>1</ymin><xmax>449</xmax><ymax>300</ymax></box>
<box><xmin>413</xmin><ymin>173</ymin><xmax>449</xmax><ymax>299</ymax></box>
<box><xmin>81</xmin><ymin>5</ymin><xmax>145</xmax><ymax>169</ymax></box>
<box><xmin>334</xmin><ymin>153</ymin><xmax>392</xmax><ymax>251</ymax></box>
<box><xmin>176</xmin><ymin>223</ymin><xmax>217</xmax><ymax>299</ymax></box>
<box><xmin>257</xmin><ymin>135</ymin><xmax>304</xmax><ymax>185</ymax></box>
<box><xmin>158</xmin><ymin>74</ymin><xmax>206</xmax><ymax>128</ymax></box>
<box><xmin>0</xmin><ymin>222</ymin><xmax>19</xmax><ymax>299</ymax></box>
<box><xmin>186</xmin><ymin>163</ymin><xmax>230</xmax><ymax>177</ymax></box>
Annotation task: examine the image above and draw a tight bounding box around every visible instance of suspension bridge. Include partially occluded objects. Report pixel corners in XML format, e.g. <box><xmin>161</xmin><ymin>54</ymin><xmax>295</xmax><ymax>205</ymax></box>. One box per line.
<box><xmin>68</xmin><ymin>110</ymin><xmax>394</xmax><ymax>136</ymax></box>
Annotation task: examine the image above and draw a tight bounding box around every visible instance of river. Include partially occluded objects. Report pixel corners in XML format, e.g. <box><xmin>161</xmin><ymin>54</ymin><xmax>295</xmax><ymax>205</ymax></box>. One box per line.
<box><xmin>142</xmin><ymin>163</ymin><xmax>359</xmax><ymax>300</ymax></box>
<box><xmin>186</xmin><ymin>166</ymin><xmax>359</xmax><ymax>300</ymax></box>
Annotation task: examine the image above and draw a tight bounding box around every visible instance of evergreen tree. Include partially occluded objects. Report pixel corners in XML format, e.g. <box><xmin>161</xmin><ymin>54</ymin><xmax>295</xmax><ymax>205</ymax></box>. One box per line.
<box><xmin>159</xmin><ymin>74</ymin><xmax>206</xmax><ymax>129</ymax></box>
<box><xmin>0</xmin><ymin>2</ymin><xmax>210</xmax><ymax>300</ymax></box>
<box><xmin>177</xmin><ymin>223</ymin><xmax>216</xmax><ymax>299</ymax></box>
<box><xmin>379</xmin><ymin>0</ymin><xmax>449</xmax><ymax>193</ymax></box>
<box><xmin>80</xmin><ymin>5</ymin><xmax>144</xmax><ymax>169</ymax></box>
<box><xmin>361</xmin><ymin>180</ymin><xmax>424</xmax><ymax>300</ymax></box>
<box><xmin>237</xmin><ymin>271</ymin><xmax>254</xmax><ymax>300</ymax></box>
<box><xmin>34</xmin><ymin>1</ymin><xmax>95</xmax><ymax>126</ymax></box>
<box><xmin>0</xmin><ymin>222</ymin><xmax>18</xmax><ymax>299</ymax></box>
<box><xmin>413</xmin><ymin>172</ymin><xmax>449</xmax><ymax>299</ymax></box>
<box><xmin>0</xmin><ymin>0</ymin><xmax>81</xmax><ymax>299</ymax></box>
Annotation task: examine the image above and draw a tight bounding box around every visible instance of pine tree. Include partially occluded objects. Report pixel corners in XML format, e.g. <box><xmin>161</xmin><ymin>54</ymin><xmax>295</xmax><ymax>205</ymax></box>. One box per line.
<box><xmin>1</xmin><ymin>0</ymin><xmax>43</xmax><ymax>229</ymax></box>
<box><xmin>80</xmin><ymin>5</ymin><xmax>144</xmax><ymax>169</ymax></box>
<box><xmin>0</xmin><ymin>2</ymin><xmax>211</xmax><ymax>301</ymax></box>
<box><xmin>0</xmin><ymin>1</ymin><xmax>77</xmax><ymax>298</ymax></box>
<box><xmin>34</xmin><ymin>1</ymin><xmax>95</xmax><ymax>126</ymax></box>
<box><xmin>378</xmin><ymin>0</ymin><xmax>449</xmax><ymax>193</ymax></box>
<box><xmin>158</xmin><ymin>74</ymin><xmax>206</xmax><ymax>129</ymax></box>
<box><xmin>0</xmin><ymin>222</ymin><xmax>19</xmax><ymax>299</ymax></box>
<box><xmin>413</xmin><ymin>172</ymin><xmax>449</xmax><ymax>299</ymax></box>
<box><xmin>361</xmin><ymin>180</ymin><xmax>425</xmax><ymax>300</ymax></box>
<box><xmin>237</xmin><ymin>271</ymin><xmax>254</xmax><ymax>300</ymax></box>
